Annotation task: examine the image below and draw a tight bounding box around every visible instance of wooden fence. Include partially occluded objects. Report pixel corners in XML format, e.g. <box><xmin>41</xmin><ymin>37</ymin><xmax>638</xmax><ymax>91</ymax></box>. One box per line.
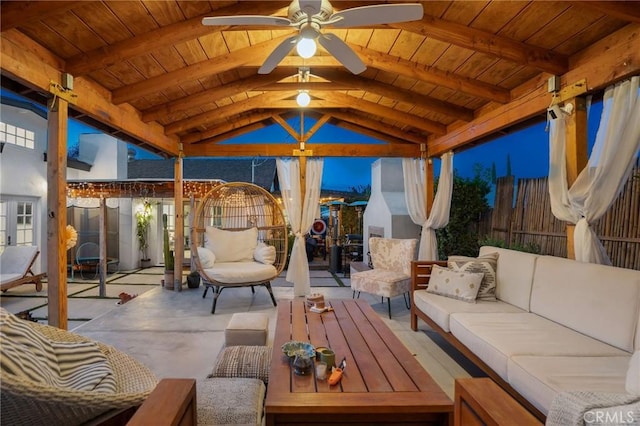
<box><xmin>478</xmin><ymin>161</ymin><xmax>640</xmax><ymax>270</ymax></box>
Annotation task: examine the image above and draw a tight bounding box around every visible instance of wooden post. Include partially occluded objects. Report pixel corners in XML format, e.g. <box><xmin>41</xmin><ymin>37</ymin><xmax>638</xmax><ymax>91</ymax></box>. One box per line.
<box><xmin>426</xmin><ymin>158</ymin><xmax>434</xmax><ymax>217</ymax></box>
<box><xmin>564</xmin><ymin>96</ymin><xmax>588</xmax><ymax>259</ymax></box>
<box><xmin>47</xmin><ymin>96</ymin><xmax>68</xmax><ymax>329</ymax></box>
<box><xmin>99</xmin><ymin>197</ymin><xmax>107</xmax><ymax>297</ymax></box>
<box><xmin>174</xmin><ymin>155</ymin><xmax>184</xmax><ymax>292</ymax></box>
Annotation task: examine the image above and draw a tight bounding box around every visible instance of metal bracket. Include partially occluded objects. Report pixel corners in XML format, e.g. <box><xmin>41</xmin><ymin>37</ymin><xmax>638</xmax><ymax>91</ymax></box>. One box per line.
<box><xmin>293</xmin><ymin>149</ymin><xmax>313</xmax><ymax>157</ymax></box>
<box><xmin>49</xmin><ymin>81</ymin><xmax>78</xmax><ymax>105</ymax></box>
<box><xmin>550</xmin><ymin>79</ymin><xmax>587</xmax><ymax>106</ymax></box>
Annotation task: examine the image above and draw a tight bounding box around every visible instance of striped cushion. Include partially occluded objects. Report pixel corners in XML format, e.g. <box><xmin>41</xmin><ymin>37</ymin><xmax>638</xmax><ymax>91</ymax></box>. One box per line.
<box><xmin>0</xmin><ymin>308</ymin><xmax>116</xmax><ymax>393</ymax></box>
<box><xmin>210</xmin><ymin>345</ymin><xmax>272</xmax><ymax>384</ymax></box>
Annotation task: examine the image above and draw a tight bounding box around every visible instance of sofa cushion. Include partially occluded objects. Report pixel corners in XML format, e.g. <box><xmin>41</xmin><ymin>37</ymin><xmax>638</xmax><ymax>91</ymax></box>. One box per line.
<box><xmin>448</xmin><ymin>252</ymin><xmax>498</xmax><ymax>301</ymax></box>
<box><xmin>507</xmin><ymin>355</ymin><xmax>631</xmax><ymax>415</ymax></box>
<box><xmin>351</xmin><ymin>269</ymin><xmax>411</xmax><ymax>298</ymax></box>
<box><xmin>197</xmin><ymin>246</ymin><xmax>216</xmax><ymax>269</ymax></box>
<box><xmin>204</xmin><ymin>227</ymin><xmax>258</xmax><ymax>263</ymax></box>
<box><xmin>413</xmin><ymin>290</ymin><xmax>525</xmax><ymax>332</ymax></box>
<box><xmin>426</xmin><ymin>264</ymin><xmax>483</xmax><ymax>303</ymax></box>
<box><xmin>628</xmin><ymin>351</ymin><xmax>640</xmax><ymax>395</ymax></box>
<box><xmin>254</xmin><ymin>242</ymin><xmax>276</xmax><ymax>265</ymax></box>
<box><xmin>203</xmin><ymin>261</ymin><xmax>277</xmax><ymax>284</ymax></box>
<box><xmin>479</xmin><ymin>246</ymin><xmax>539</xmax><ymax>311</ymax></box>
<box><xmin>530</xmin><ymin>255</ymin><xmax>640</xmax><ymax>353</ymax></box>
<box><xmin>449</xmin><ymin>312</ymin><xmax>629</xmax><ymax>381</ymax></box>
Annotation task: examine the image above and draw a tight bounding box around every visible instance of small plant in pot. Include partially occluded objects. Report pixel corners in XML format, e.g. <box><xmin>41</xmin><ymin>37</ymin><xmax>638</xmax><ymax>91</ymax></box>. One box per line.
<box><xmin>186</xmin><ymin>271</ymin><xmax>200</xmax><ymax>289</ymax></box>
<box><xmin>162</xmin><ymin>213</ymin><xmax>175</xmax><ymax>289</ymax></box>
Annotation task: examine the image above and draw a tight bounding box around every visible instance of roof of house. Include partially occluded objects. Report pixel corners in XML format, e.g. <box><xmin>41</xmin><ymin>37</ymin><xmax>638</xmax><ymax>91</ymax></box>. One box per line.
<box><xmin>127</xmin><ymin>158</ymin><xmax>277</xmax><ymax>190</ymax></box>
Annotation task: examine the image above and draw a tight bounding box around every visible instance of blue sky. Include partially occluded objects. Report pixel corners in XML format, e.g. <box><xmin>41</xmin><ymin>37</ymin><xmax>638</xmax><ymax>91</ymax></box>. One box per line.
<box><xmin>4</xmin><ymin>88</ymin><xmax>608</xmax><ymax>191</ymax></box>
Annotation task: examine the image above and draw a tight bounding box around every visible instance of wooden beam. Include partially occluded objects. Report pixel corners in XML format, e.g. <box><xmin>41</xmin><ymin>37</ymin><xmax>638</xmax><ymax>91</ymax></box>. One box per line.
<box><xmin>313</xmin><ymin>69</ymin><xmax>475</xmax><ymax>121</ymax></box>
<box><xmin>1</xmin><ymin>30</ymin><xmax>179</xmax><ymax>156</ymax></box>
<box><xmin>327</xmin><ymin>110</ymin><xmax>426</xmax><ymax>145</ymax></box>
<box><xmin>174</xmin><ymin>156</ymin><xmax>184</xmax><ymax>292</ymax></box>
<box><xmin>111</xmin><ymin>36</ymin><xmax>294</xmax><ymax>104</ymax></box>
<box><xmin>65</xmin><ymin>2</ymin><xmax>289</xmax><ymax>75</ymax></box>
<box><xmin>272</xmin><ymin>115</ymin><xmax>300</xmax><ymax>140</ymax></box>
<box><xmin>194</xmin><ymin>122</ymin><xmax>270</xmax><ymax>145</ymax></box>
<box><xmin>142</xmin><ymin>70</ymin><xmax>293</xmax><ymax>123</ymax></box>
<box><xmin>332</xmin><ymin>120</ymin><xmax>416</xmax><ymax>147</ymax></box>
<box><xmin>1</xmin><ymin>1</ymin><xmax>84</xmax><ymax>32</ymax></box>
<box><xmin>428</xmin><ymin>23</ymin><xmax>640</xmax><ymax>156</ymax></box>
<box><xmin>574</xmin><ymin>1</ymin><xmax>640</xmax><ymax>24</ymax></box>
<box><xmin>314</xmin><ymin>91</ymin><xmax>446</xmax><ymax>135</ymax></box>
<box><xmin>391</xmin><ymin>17</ymin><xmax>568</xmax><ymax>75</ymax></box>
<box><xmin>183</xmin><ymin>110</ymin><xmax>282</xmax><ymax>144</ymax></box>
<box><xmin>260</xmin><ymin>82</ymin><xmax>353</xmax><ymax>91</ymax></box>
<box><xmin>351</xmin><ymin>44</ymin><xmax>512</xmax><ymax>103</ymax></box>
<box><xmin>183</xmin><ymin>143</ymin><xmax>421</xmax><ymax>158</ymax></box>
<box><xmin>47</xmin><ymin>95</ymin><xmax>68</xmax><ymax>330</ymax></box>
<box><xmin>166</xmin><ymin>91</ymin><xmax>297</xmax><ymax>135</ymax></box>
<box><xmin>304</xmin><ymin>114</ymin><xmax>331</xmax><ymax>141</ymax></box>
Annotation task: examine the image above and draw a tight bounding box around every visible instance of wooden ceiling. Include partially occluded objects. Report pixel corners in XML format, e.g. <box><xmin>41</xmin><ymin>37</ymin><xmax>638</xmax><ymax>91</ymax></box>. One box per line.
<box><xmin>1</xmin><ymin>1</ymin><xmax>639</xmax><ymax>159</ymax></box>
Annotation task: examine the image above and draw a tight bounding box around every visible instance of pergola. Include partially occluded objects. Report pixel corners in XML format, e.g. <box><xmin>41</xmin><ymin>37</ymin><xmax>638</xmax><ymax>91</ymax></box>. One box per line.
<box><xmin>1</xmin><ymin>1</ymin><xmax>639</xmax><ymax>327</ymax></box>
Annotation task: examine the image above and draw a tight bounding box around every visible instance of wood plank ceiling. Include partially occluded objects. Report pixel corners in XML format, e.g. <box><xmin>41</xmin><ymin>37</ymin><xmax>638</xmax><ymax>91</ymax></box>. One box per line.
<box><xmin>1</xmin><ymin>1</ymin><xmax>639</xmax><ymax>160</ymax></box>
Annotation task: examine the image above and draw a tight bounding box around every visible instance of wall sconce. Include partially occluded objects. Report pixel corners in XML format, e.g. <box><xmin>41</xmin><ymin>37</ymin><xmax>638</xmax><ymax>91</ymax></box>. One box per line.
<box><xmin>296</xmin><ymin>38</ymin><xmax>317</xmax><ymax>59</ymax></box>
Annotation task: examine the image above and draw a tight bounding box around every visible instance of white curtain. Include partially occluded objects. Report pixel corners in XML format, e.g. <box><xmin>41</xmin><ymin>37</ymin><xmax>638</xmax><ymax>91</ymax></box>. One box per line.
<box><xmin>403</xmin><ymin>152</ymin><xmax>454</xmax><ymax>260</ymax></box>
<box><xmin>276</xmin><ymin>158</ymin><xmax>323</xmax><ymax>296</ymax></box>
<box><xmin>549</xmin><ymin>76</ymin><xmax>640</xmax><ymax>264</ymax></box>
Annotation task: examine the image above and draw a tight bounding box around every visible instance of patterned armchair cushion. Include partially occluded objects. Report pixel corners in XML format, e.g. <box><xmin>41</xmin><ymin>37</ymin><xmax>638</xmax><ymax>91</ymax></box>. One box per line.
<box><xmin>351</xmin><ymin>269</ymin><xmax>411</xmax><ymax>298</ymax></box>
<box><xmin>369</xmin><ymin>237</ymin><xmax>418</xmax><ymax>276</ymax></box>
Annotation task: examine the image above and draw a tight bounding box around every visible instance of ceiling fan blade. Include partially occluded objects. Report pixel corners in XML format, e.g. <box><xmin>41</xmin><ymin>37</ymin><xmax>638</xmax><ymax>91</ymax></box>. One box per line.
<box><xmin>202</xmin><ymin>16</ymin><xmax>292</xmax><ymax>27</ymax></box>
<box><xmin>329</xmin><ymin>4</ymin><xmax>424</xmax><ymax>28</ymax></box>
<box><xmin>299</xmin><ymin>0</ymin><xmax>322</xmax><ymax>16</ymax></box>
<box><xmin>258</xmin><ymin>35</ymin><xmax>300</xmax><ymax>74</ymax></box>
<box><xmin>318</xmin><ymin>33</ymin><xmax>366</xmax><ymax>75</ymax></box>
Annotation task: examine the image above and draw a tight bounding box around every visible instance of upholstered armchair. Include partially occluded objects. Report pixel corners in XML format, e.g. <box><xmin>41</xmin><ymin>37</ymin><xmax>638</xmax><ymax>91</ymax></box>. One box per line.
<box><xmin>351</xmin><ymin>237</ymin><xmax>418</xmax><ymax>318</ymax></box>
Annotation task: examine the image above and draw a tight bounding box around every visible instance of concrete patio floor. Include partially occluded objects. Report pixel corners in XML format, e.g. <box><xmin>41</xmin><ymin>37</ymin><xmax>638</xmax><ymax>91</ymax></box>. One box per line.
<box><xmin>0</xmin><ymin>267</ymin><xmax>470</xmax><ymax>399</ymax></box>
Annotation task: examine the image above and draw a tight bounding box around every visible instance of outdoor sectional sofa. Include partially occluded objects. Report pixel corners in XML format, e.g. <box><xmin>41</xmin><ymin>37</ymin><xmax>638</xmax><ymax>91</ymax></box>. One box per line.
<box><xmin>411</xmin><ymin>246</ymin><xmax>640</xmax><ymax>422</ymax></box>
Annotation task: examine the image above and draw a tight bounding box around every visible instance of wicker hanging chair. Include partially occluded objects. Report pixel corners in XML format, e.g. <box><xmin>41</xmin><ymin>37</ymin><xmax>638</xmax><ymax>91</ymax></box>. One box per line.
<box><xmin>192</xmin><ymin>182</ymin><xmax>288</xmax><ymax>314</ymax></box>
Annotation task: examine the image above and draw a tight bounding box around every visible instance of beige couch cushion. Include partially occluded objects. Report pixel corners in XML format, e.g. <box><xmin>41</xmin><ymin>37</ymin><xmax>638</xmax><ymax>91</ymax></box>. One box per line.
<box><xmin>449</xmin><ymin>312</ymin><xmax>629</xmax><ymax>381</ymax></box>
<box><xmin>204</xmin><ymin>227</ymin><xmax>258</xmax><ymax>263</ymax></box>
<box><xmin>426</xmin><ymin>264</ymin><xmax>483</xmax><ymax>303</ymax></box>
<box><xmin>530</xmin><ymin>255</ymin><xmax>640</xmax><ymax>353</ymax></box>
<box><xmin>507</xmin><ymin>355</ymin><xmax>631</xmax><ymax>415</ymax></box>
<box><xmin>413</xmin><ymin>290</ymin><xmax>525</xmax><ymax>332</ymax></box>
<box><xmin>203</xmin><ymin>261</ymin><xmax>277</xmax><ymax>284</ymax></box>
<box><xmin>479</xmin><ymin>246</ymin><xmax>539</xmax><ymax>311</ymax></box>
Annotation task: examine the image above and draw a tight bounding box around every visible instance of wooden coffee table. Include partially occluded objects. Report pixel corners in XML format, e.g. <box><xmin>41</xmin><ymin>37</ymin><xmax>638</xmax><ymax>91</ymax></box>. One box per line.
<box><xmin>265</xmin><ymin>299</ymin><xmax>453</xmax><ymax>425</ymax></box>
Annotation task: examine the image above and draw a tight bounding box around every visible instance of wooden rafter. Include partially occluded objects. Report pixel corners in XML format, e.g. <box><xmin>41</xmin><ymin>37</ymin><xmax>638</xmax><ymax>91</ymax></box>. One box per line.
<box><xmin>184</xmin><ymin>110</ymin><xmax>285</xmax><ymax>145</ymax></box>
<box><xmin>575</xmin><ymin>1</ymin><xmax>640</xmax><ymax>24</ymax></box>
<box><xmin>326</xmin><ymin>110</ymin><xmax>427</xmax><ymax>145</ymax></box>
<box><xmin>0</xmin><ymin>1</ymin><xmax>84</xmax><ymax>31</ymax></box>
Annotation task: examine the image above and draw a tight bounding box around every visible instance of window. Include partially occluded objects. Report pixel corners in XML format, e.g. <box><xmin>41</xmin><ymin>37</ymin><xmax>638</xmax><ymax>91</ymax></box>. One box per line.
<box><xmin>0</xmin><ymin>121</ymin><xmax>35</xmax><ymax>149</ymax></box>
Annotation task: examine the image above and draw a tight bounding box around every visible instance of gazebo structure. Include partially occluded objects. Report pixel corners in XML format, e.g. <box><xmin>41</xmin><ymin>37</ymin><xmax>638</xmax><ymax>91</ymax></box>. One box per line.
<box><xmin>1</xmin><ymin>1</ymin><xmax>639</xmax><ymax>327</ymax></box>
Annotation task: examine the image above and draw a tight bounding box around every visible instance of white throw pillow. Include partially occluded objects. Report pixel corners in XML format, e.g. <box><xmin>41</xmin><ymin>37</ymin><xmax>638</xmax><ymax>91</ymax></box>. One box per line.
<box><xmin>204</xmin><ymin>227</ymin><xmax>258</xmax><ymax>263</ymax></box>
<box><xmin>448</xmin><ymin>252</ymin><xmax>499</xmax><ymax>301</ymax></box>
<box><xmin>197</xmin><ymin>246</ymin><xmax>216</xmax><ymax>269</ymax></box>
<box><xmin>254</xmin><ymin>242</ymin><xmax>276</xmax><ymax>265</ymax></box>
<box><xmin>627</xmin><ymin>351</ymin><xmax>640</xmax><ymax>395</ymax></box>
<box><xmin>426</xmin><ymin>264</ymin><xmax>484</xmax><ymax>303</ymax></box>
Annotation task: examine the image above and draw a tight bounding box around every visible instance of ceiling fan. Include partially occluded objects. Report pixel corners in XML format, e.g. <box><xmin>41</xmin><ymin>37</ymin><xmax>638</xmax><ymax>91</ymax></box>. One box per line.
<box><xmin>202</xmin><ymin>0</ymin><xmax>423</xmax><ymax>75</ymax></box>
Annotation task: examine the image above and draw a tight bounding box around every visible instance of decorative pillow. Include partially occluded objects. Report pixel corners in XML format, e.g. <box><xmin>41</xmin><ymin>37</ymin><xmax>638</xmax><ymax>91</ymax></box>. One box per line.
<box><xmin>448</xmin><ymin>252</ymin><xmax>499</xmax><ymax>301</ymax></box>
<box><xmin>426</xmin><ymin>264</ymin><xmax>484</xmax><ymax>303</ymax></box>
<box><xmin>209</xmin><ymin>345</ymin><xmax>272</xmax><ymax>384</ymax></box>
<box><xmin>627</xmin><ymin>351</ymin><xmax>640</xmax><ymax>395</ymax></box>
<box><xmin>254</xmin><ymin>242</ymin><xmax>276</xmax><ymax>265</ymax></box>
<box><xmin>197</xmin><ymin>246</ymin><xmax>216</xmax><ymax>269</ymax></box>
<box><xmin>204</xmin><ymin>226</ymin><xmax>258</xmax><ymax>263</ymax></box>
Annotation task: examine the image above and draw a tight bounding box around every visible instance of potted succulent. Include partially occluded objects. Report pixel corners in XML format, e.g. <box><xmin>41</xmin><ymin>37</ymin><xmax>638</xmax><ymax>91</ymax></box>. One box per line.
<box><xmin>135</xmin><ymin>201</ymin><xmax>152</xmax><ymax>268</ymax></box>
<box><xmin>162</xmin><ymin>213</ymin><xmax>175</xmax><ymax>289</ymax></box>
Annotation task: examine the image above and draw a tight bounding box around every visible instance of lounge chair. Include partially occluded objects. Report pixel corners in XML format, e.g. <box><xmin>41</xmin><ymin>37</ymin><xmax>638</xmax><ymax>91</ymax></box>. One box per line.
<box><xmin>0</xmin><ymin>245</ymin><xmax>46</xmax><ymax>292</ymax></box>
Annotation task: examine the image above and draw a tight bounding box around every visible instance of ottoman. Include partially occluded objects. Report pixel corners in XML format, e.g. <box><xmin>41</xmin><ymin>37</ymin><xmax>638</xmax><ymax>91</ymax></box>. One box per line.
<box><xmin>197</xmin><ymin>377</ymin><xmax>265</xmax><ymax>426</ymax></box>
<box><xmin>225</xmin><ymin>312</ymin><xmax>269</xmax><ymax>346</ymax></box>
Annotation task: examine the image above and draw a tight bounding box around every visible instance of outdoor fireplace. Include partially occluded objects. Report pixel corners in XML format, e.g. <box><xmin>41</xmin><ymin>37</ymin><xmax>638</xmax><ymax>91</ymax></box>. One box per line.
<box><xmin>362</xmin><ymin>159</ymin><xmax>420</xmax><ymax>259</ymax></box>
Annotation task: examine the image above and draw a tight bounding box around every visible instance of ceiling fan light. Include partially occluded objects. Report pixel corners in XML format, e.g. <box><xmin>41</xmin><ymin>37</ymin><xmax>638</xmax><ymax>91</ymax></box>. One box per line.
<box><xmin>296</xmin><ymin>92</ymin><xmax>311</xmax><ymax>107</ymax></box>
<box><xmin>296</xmin><ymin>38</ymin><xmax>317</xmax><ymax>59</ymax></box>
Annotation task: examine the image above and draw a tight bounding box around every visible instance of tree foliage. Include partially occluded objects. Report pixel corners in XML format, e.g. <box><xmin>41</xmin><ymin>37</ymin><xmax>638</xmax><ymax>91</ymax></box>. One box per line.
<box><xmin>436</xmin><ymin>169</ymin><xmax>491</xmax><ymax>258</ymax></box>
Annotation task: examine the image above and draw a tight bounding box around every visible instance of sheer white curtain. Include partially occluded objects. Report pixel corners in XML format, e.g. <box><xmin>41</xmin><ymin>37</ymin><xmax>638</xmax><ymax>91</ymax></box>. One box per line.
<box><xmin>276</xmin><ymin>158</ymin><xmax>323</xmax><ymax>296</ymax></box>
<box><xmin>549</xmin><ymin>76</ymin><xmax>640</xmax><ymax>264</ymax></box>
<box><xmin>403</xmin><ymin>152</ymin><xmax>454</xmax><ymax>260</ymax></box>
